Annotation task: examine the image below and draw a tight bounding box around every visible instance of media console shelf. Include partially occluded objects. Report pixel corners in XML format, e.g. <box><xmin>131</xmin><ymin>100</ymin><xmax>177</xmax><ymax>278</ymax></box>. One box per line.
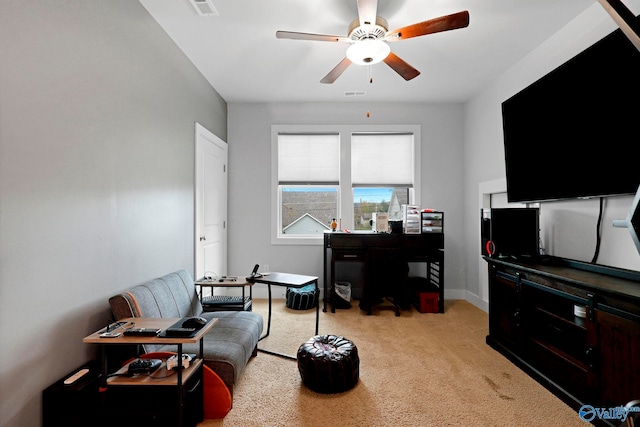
<box><xmin>485</xmin><ymin>256</ymin><xmax>640</xmax><ymax>425</ymax></box>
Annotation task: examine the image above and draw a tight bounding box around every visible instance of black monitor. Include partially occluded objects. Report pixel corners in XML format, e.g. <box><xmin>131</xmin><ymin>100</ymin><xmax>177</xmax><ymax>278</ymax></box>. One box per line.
<box><xmin>489</xmin><ymin>208</ymin><xmax>540</xmax><ymax>260</ymax></box>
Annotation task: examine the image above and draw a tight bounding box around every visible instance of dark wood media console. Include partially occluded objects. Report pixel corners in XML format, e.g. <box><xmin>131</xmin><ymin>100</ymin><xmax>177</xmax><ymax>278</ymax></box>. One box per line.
<box><xmin>485</xmin><ymin>256</ymin><xmax>640</xmax><ymax>426</ymax></box>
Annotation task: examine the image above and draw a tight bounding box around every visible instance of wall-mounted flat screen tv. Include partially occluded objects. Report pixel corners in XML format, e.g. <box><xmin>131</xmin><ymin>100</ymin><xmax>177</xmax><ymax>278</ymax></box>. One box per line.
<box><xmin>501</xmin><ymin>20</ymin><xmax>640</xmax><ymax>203</ymax></box>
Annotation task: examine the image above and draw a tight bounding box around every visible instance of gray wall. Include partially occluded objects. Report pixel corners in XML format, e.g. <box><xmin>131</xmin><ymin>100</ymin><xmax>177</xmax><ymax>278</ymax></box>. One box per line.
<box><xmin>0</xmin><ymin>2</ymin><xmax>226</xmax><ymax>426</ymax></box>
<box><xmin>227</xmin><ymin>103</ymin><xmax>465</xmax><ymax>300</ymax></box>
<box><xmin>463</xmin><ymin>2</ymin><xmax>640</xmax><ymax>308</ymax></box>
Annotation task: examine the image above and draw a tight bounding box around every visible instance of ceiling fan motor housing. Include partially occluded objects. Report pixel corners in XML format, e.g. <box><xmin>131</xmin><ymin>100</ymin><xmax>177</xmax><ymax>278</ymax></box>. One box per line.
<box><xmin>348</xmin><ymin>16</ymin><xmax>388</xmax><ymax>41</ymax></box>
<box><xmin>347</xmin><ymin>17</ymin><xmax>390</xmax><ymax>65</ymax></box>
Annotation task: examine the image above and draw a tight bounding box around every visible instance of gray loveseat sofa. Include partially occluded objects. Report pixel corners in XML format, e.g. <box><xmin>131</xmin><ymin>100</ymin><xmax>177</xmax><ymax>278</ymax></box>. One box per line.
<box><xmin>108</xmin><ymin>269</ymin><xmax>263</xmax><ymax>396</ymax></box>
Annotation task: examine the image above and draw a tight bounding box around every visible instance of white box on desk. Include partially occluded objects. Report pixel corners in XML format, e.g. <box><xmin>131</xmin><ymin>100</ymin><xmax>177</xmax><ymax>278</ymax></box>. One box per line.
<box><xmin>372</xmin><ymin>213</ymin><xmax>389</xmax><ymax>232</ymax></box>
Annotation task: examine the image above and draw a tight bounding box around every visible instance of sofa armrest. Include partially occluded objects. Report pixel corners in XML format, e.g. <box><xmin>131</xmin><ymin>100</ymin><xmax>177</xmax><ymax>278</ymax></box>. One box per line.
<box><xmin>109</xmin><ymin>292</ymin><xmax>141</xmax><ymax>320</ymax></box>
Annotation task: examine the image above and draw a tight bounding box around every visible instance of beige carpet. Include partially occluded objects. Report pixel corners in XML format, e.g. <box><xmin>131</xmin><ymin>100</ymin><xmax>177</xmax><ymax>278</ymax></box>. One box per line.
<box><xmin>199</xmin><ymin>299</ymin><xmax>585</xmax><ymax>426</ymax></box>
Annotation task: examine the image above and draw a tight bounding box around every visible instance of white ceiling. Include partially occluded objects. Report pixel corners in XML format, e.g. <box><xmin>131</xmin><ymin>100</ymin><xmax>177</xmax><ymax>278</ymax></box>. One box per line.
<box><xmin>139</xmin><ymin>0</ymin><xmax>597</xmax><ymax>103</ymax></box>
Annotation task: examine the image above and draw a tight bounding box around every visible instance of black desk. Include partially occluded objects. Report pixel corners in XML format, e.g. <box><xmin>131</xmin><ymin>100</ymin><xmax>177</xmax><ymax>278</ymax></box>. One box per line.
<box><xmin>323</xmin><ymin>231</ymin><xmax>445</xmax><ymax>313</ymax></box>
<box><xmin>249</xmin><ymin>272</ymin><xmax>319</xmax><ymax>360</ymax></box>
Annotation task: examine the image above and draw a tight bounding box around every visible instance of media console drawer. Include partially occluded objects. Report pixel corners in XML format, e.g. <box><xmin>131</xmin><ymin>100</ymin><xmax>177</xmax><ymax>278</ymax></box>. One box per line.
<box><xmin>334</xmin><ymin>251</ymin><xmax>365</xmax><ymax>261</ymax></box>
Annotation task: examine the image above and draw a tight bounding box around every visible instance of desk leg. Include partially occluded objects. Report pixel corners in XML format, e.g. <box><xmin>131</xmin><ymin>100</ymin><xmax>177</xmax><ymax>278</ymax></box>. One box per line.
<box><xmin>315</xmin><ymin>280</ymin><xmax>319</xmax><ymax>335</ymax></box>
<box><xmin>258</xmin><ymin>280</ymin><xmax>319</xmax><ymax>361</ymax></box>
<box><xmin>99</xmin><ymin>346</ymin><xmax>107</xmax><ymax>391</ymax></box>
<box><xmin>98</xmin><ymin>346</ymin><xmax>108</xmax><ymax>426</ymax></box>
<box><xmin>259</xmin><ymin>283</ymin><xmax>272</xmax><ymax>341</ymax></box>
<box><xmin>330</xmin><ymin>251</ymin><xmax>336</xmax><ymax>313</ymax></box>
<box><xmin>177</xmin><ymin>343</ymin><xmax>183</xmax><ymax>427</ymax></box>
<box><xmin>323</xmin><ymin>244</ymin><xmax>328</xmax><ymax>312</ymax></box>
<box><xmin>257</xmin><ymin>284</ymin><xmax>298</xmax><ymax>360</ymax></box>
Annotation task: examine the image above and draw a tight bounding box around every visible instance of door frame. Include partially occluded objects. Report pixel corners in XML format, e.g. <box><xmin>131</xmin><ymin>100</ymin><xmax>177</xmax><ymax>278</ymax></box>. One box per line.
<box><xmin>194</xmin><ymin>122</ymin><xmax>228</xmax><ymax>280</ymax></box>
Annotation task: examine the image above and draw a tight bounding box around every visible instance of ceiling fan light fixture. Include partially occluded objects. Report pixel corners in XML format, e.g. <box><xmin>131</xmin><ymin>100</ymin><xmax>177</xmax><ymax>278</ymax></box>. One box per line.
<box><xmin>346</xmin><ymin>39</ymin><xmax>390</xmax><ymax>65</ymax></box>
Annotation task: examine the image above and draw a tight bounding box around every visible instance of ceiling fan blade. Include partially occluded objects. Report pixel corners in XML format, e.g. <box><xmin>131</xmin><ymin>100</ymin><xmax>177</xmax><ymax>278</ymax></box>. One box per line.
<box><xmin>320</xmin><ymin>57</ymin><xmax>352</xmax><ymax>84</ymax></box>
<box><xmin>385</xmin><ymin>10</ymin><xmax>470</xmax><ymax>41</ymax></box>
<box><xmin>383</xmin><ymin>52</ymin><xmax>420</xmax><ymax>81</ymax></box>
<box><xmin>357</xmin><ymin>0</ymin><xmax>378</xmax><ymax>28</ymax></box>
<box><xmin>276</xmin><ymin>30</ymin><xmax>349</xmax><ymax>43</ymax></box>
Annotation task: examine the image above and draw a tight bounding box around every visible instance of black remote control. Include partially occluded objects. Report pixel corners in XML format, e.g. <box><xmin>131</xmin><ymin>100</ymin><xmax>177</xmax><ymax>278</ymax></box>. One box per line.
<box><xmin>123</xmin><ymin>328</ymin><xmax>160</xmax><ymax>337</ymax></box>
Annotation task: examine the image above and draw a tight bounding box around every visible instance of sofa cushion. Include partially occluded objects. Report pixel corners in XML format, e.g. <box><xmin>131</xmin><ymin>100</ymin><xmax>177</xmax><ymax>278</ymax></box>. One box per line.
<box><xmin>182</xmin><ymin>311</ymin><xmax>263</xmax><ymax>385</ymax></box>
<box><xmin>109</xmin><ymin>270</ymin><xmax>202</xmax><ymax>319</ymax></box>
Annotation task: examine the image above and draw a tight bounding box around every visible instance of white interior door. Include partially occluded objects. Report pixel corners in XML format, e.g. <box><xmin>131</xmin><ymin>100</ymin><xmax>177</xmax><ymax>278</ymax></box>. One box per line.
<box><xmin>195</xmin><ymin>123</ymin><xmax>227</xmax><ymax>280</ymax></box>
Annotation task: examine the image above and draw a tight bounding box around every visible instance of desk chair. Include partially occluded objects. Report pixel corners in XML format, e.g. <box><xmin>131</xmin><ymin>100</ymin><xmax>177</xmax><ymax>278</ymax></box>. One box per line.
<box><xmin>359</xmin><ymin>247</ymin><xmax>410</xmax><ymax>316</ymax></box>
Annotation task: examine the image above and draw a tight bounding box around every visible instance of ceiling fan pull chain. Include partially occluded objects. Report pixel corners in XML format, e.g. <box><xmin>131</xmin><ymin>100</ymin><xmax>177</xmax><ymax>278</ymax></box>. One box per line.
<box><xmin>368</xmin><ymin>64</ymin><xmax>373</xmax><ymax>84</ymax></box>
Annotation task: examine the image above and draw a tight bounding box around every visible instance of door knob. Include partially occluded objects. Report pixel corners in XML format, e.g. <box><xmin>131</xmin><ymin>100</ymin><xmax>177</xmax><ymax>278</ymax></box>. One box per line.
<box><xmin>199</xmin><ymin>235</ymin><xmax>206</xmax><ymax>241</ymax></box>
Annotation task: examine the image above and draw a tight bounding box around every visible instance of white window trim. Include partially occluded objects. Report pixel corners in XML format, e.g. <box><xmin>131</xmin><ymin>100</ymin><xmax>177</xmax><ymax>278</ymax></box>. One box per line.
<box><xmin>271</xmin><ymin>124</ymin><xmax>421</xmax><ymax>245</ymax></box>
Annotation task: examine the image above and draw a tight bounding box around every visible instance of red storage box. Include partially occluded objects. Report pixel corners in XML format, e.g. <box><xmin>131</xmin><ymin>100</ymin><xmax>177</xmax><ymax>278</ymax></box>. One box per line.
<box><xmin>415</xmin><ymin>292</ymin><xmax>439</xmax><ymax>313</ymax></box>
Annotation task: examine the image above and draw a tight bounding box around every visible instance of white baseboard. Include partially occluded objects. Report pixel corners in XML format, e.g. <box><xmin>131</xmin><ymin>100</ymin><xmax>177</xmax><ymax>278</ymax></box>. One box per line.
<box><xmin>464</xmin><ymin>291</ymin><xmax>488</xmax><ymax>312</ymax></box>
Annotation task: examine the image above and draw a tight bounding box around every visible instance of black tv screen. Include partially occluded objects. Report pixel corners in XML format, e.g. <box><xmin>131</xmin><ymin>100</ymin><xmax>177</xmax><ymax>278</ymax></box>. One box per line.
<box><xmin>502</xmin><ymin>22</ymin><xmax>640</xmax><ymax>203</ymax></box>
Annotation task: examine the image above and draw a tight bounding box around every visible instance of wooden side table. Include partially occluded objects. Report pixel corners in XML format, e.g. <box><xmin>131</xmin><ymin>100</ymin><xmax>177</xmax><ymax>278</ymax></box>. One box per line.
<box><xmin>83</xmin><ymin>317</ymin><xmax>216</xmax><ymax>427</ymax></box>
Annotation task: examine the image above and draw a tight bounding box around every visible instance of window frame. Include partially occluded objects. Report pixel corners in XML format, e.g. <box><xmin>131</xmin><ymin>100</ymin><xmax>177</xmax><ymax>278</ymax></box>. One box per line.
<box><xmin>271</xmin><ymin>124</ymin><xmax>421</xmax><ymax>245</ymax></box>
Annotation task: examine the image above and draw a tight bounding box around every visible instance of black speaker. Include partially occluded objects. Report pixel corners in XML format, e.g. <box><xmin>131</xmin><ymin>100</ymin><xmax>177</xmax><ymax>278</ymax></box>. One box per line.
<box><xmin>481</xmin><ymin>209</ymin><xmax>491</xmax><ymax>256</ymax></box>
<box><xmin>488</xmin><ymin>207</ymin><xmax>540</xmax><ymax>259</ymax></box>
<box><xmin>42</xmin><ymin>361</ymin><xmax>102</xmax><ymax>427</ymax></box>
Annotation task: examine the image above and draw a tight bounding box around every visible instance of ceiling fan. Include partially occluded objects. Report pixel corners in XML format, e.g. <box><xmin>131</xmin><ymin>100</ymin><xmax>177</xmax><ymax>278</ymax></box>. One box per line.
<box><xmin>276</xmin><ymin>0</ymin><xmax>470</xmax><ymax>84</ymax></box>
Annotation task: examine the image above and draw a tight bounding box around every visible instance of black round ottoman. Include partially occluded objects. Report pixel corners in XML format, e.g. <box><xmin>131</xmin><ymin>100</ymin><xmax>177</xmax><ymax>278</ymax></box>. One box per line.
<box><xmin>297</xmin><ymin>335</ymin><xmax>359</xmax><ymax>393</ymax></box>
<box><xmin>286</xmin><ymin>284</ymin><xmax>319</xmax><ymax>310</ymax></box>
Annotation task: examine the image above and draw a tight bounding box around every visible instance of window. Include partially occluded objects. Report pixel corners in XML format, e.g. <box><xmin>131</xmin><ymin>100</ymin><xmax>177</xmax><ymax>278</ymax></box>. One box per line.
<box><xmin>272</xmin><ymin>125</ymin><xmax>420</xmax><ymax>244</ymax></box>
<box><xmin>275</xmin><ymin>133</ymin><xmax>339</xmax><ymax>240</ymax></box>
<box><xmin>351</xmin><ymin>133</ymin><xmax>414</xmax><ymax>230</ymax></box>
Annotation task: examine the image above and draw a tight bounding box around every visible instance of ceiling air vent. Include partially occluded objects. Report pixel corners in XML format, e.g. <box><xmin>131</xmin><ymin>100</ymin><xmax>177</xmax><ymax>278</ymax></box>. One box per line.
<box><xmin>343</xmin><ymin>91</ymin><xmax>366</xmax><ymax>97</ymax></box>
<box><xmin>189</xmin><ymin>0</ymin><xmax>218</xmax><ymax>16</ymax></box>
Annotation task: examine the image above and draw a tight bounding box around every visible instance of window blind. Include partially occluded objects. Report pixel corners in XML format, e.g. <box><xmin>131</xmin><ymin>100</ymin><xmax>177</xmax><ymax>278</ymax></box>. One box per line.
<box><xmin>351</xmin><ymin>133</ymin><xmax>414</xmax><ymax>187</ymax></box>
<box><xmin>277</xmin><ymin>133</ymin><xmax>340</xmax><ymax>185</ymax></box>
